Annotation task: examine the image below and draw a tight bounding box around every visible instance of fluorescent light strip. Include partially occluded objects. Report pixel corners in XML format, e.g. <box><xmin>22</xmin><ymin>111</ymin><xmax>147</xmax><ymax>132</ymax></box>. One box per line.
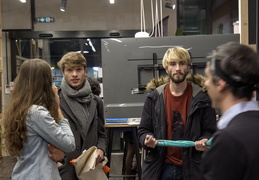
<box><xmin>87</xmin><ymin>39</ymin><xmax>96</xmax><ymax>52</ymax></box>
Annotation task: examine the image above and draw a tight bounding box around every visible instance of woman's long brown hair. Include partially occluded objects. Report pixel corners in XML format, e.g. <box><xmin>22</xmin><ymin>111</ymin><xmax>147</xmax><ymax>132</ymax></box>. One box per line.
<box><xmin>2</xmin><ymin>59</ymin><xmax>60</xmax><ymax>157</ymax></box>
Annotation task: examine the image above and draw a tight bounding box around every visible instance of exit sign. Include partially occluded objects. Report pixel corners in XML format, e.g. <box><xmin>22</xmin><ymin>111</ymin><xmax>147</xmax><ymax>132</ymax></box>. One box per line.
<box><xmin>36</xmin><ymin>17</ymin><xmax>55</xmax><ymax>23</ymax></box>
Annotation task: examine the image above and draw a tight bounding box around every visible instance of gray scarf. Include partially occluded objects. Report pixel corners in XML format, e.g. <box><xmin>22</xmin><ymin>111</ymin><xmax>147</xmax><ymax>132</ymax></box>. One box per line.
<box><xmin>61</xmin><ymin>77</ymin><xmax>92</xmax><ymax>140</ymax></box>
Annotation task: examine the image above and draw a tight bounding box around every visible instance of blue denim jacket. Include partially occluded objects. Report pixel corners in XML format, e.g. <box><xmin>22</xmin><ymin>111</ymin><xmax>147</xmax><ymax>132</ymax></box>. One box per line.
<box><xmin>12</xmin><ymin>105</ymin><xmax>75</xmax><ymax>180</ymax></box>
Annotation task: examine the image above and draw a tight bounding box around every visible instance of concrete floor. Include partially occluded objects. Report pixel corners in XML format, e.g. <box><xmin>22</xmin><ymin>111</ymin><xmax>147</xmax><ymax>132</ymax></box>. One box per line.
<box><xmin>0</xmin><ymin>153</ymin><xmax>138</xmax><ymax>180</ymax></box>
<box><xmin>0</xmin><ymin>156</ymin><xmax>16</xmax><ymax>180</ymax></box>
<box><xmin>109</xmin><ymin>152</ymin><xmax>138</xmax><ymax>180</ymax></box>
<box><xmin>0</xmin><ymin>132</ymin><xmax>139</xmax><ymax>179</ymax></box>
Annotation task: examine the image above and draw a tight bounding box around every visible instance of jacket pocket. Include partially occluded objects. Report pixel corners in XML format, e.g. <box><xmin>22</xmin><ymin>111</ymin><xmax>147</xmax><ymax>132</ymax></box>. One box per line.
<box><xmin>145</xmin><ymin>149</ymin><xmax>158</xmax><ymax>163</ymax></box>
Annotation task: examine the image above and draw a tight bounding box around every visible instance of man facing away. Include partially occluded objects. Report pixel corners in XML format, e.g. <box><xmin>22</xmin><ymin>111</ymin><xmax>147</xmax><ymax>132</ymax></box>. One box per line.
<box><xmin>56</xmin><ymin>52</ymin><xmax>106</xmax><ymax>180</ymax></box>
<box><xmin>201</xmin><ymin>42</ymin><xmax>259</xmax><ymax>180</ymax></box>
<box><xmin>138</xmin><ymin>47</ymin><xmax>217</xmax><ymax>180</ymax></box>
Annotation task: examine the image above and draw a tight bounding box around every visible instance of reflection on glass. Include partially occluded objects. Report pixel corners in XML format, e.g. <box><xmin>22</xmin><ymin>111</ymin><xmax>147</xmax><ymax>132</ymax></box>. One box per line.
<box><xmin>15</xmin><ymin>38</ymin><xmax>103</xmax><ymax>87</ymax></box>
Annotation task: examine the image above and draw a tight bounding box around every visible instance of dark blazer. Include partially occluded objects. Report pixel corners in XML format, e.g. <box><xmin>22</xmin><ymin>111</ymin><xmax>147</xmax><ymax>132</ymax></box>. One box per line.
<box><xmin>202</xmin><ymin>111</ymin><xmax>259</xmax><ymax>180</ymax></box>
<box><xmin>58</xmin><ymin>90</ymin><xmax>106</xmax><ymax>180</ymax></box>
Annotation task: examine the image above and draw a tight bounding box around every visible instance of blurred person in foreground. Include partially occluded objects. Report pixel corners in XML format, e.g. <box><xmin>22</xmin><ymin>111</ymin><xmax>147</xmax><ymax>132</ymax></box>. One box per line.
<box><xmin>201</xmin><ymin>42</ymin><xmax>259</xmax><ymax>180</ymax></box>
<box><xmin>138</xmin><ymin>47</ymin><xmax>217</xmax><ymax>180</ymax></box>
<box><xmin>2</xmin><ymin>59</ymin><xmax>75</xmax><ymax>180</ymax></box>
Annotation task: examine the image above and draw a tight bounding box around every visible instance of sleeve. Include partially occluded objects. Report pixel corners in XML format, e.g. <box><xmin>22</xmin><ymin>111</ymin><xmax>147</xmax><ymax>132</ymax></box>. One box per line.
<box><xmin>199</xmin><ymin>104</ymin><xmax>217</xmax><ymax>140</ymax></box>
<box><xmin>201</xmin><ymin>131</ymin><xmax>246</xmax><ymax>180</ymax></box>
<box><xmin>138</xmin><ymin>95</ymin><xmax>155</xmax><ymax>150</ymax></box>
<box><xmin>95</xmin><ymin>96</ymin><xmax>107</xmax><ymax>153</ymax></box>
<box><xmin>29</xmin><ymin>106</ymin><xmax>76</xmax><ymax>152</ymax></box>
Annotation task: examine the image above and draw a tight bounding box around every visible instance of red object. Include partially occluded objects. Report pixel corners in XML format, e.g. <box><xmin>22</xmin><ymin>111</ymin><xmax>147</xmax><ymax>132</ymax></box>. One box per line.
<box><xmin>70</xmin><ymin>159</ymin><xmax>76</xmax><ymax>166</ymax></box>
<box><xmin>102</xmin><ymin>165</ymin><xmax>110</xmax><ymax>173</ymax></box>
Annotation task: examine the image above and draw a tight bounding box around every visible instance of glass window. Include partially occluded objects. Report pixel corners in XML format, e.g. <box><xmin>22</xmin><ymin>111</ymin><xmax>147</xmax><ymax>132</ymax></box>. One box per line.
<box><xmin>14</xmin><ymin>38</ymin><xmax>102</xmax><ymax>88</ymax></box>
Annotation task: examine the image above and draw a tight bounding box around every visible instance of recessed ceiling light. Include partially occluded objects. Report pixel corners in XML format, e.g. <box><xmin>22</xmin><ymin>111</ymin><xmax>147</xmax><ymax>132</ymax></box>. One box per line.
<box><xmin>109</xmin><ymin>0</ymin><xmax>115</xmax><ymax>4</ymax></box>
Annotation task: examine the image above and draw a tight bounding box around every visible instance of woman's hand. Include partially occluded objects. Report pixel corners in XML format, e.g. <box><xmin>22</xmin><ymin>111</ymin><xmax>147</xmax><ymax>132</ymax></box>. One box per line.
<box><xmin>52</xmin><ymin>85</ymin><xmax>59</xmax><ymax>105</ymax></box>
<box><xmin>48</xmin><ymin>144</ymin><xmax>64</xmax><ymax>162</ymax></box>
<box><xmin>52</xmin><ymin>85</ymin><xmax>64</xmax><ymax>119</ymax></box>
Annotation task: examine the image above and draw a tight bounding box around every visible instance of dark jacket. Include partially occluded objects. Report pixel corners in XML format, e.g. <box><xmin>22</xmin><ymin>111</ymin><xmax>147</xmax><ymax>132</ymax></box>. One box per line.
<box><xmin>201</xmin><ymin>111</ymin><xmax>259</xmax><ymax>180</ymax></box>
<box><xmin>138</xmin><ymin>75</ymin><xmax>216</xmax><ymax>180</ymax></box>
<box><xmin>183</xmin><ymin>90</ymin><xmax>216</xmax><ymax>180</ymax></box>
<box><xmin>58</xmin><ymin>90</ymin><xmax>106</xmax><ymax>180</ymax></box>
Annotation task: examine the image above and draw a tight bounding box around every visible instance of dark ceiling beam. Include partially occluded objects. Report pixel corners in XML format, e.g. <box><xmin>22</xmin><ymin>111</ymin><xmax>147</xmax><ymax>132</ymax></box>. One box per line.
<box><xmin>8</xmin><ymin>30</ymin><xmax>147</xmax><ymax>39</ymax></box>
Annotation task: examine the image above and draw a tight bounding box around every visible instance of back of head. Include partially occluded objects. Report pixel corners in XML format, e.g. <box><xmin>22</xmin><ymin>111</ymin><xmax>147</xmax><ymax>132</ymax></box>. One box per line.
<box><xmin>14</xmin><ymin>59</ymin><xmax>53</xmax><ymax>105</ymax></box>
<box><xmin>57</xmin><ymin>52</ymin><xmax>87</xmax><ymax>71</ymax></box>
<box><xmin>162</xmin><ymin>47</ymin><xmax>191</xmax><ymax>69</ymax></box>
<box><xmin>3</xmin><ymin>59</ymin><xmax>57</xmax><ymax>156</ymax></box>
<box><xmin>209</xmin><ymin>42</ymin><xmax>259</xmax><ymax>99</ymax></box>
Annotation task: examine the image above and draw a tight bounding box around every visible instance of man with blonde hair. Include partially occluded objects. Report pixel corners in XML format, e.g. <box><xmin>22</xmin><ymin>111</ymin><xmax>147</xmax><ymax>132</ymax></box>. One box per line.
<box><xmin>138</xmin><ymin>47</ymin><xmax>216</xmax><ymax>180</ymax></box>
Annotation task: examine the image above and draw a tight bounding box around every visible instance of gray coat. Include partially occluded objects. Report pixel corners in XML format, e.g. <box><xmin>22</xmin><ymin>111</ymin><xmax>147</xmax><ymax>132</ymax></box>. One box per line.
<box><xmin>58</xmin><ymin>90</ymin><xmax>106</xmax><ymax>180</ymax></box>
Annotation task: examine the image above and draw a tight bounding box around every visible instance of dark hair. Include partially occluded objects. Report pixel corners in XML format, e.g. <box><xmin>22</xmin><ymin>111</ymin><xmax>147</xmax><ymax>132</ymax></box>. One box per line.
<box><xmin>86</xmin><ymin>76</ymin><xmax>101</xmax><ymax>96</ymax></box>
<box><xmin>208</xmin><ymin>42</ymin><xmax>259</xmax><ymax>99</ymax></box>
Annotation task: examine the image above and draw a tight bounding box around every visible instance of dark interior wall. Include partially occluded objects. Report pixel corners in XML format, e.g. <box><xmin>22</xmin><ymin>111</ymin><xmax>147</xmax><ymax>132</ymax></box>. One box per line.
<box><xmin>211</xmin><ymin>0</ymin><xmax>238</xmax><ymax>34</ymax></box>
<box><xmin>177</xmin><ymin>0</ymin><xmax>238</xmax><ymax>35</ymax></box>
<box><xmin>248</xmin><ymin>0</ymin><xmax>257</xmax><ymax>45</ymax></box>
<box><xmin>3</xmin><ymin>0</ymin><xmax>177</xmax><ymax>35</ymax></box>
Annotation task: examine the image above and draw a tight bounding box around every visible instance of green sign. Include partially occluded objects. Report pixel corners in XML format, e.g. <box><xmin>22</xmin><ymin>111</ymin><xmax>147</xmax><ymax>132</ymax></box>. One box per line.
<box><xmin>36</xmin><ymin>17</ymin><xmax>54</xmax><ymax>23</ymax></box>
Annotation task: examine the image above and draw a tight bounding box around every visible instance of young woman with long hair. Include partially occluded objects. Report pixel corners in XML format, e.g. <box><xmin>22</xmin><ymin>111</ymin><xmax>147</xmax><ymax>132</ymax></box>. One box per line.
<box><xmin>2</xmin><ymin>59</ymin><xmax>75</xmax><ymax>180</ymax></box>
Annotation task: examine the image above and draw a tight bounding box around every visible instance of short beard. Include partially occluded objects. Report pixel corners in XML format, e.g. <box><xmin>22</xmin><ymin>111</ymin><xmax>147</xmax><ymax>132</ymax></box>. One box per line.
<box><xmin>169</xmin><ymin>71</ymin><xmax>189</xmax><ymax>84</ymax></box>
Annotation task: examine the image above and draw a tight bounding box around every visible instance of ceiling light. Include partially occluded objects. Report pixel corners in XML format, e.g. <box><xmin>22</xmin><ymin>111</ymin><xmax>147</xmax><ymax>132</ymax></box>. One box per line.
<box><xmin>165</xmin><ymin>2</ymin><xmax>176</xmax><ymax>9</ymax></box>
<box><xmin>135</xmin><ymin>32</ymin><xmax>149</xmax><ymax>38</ymax></box>
<box><xmin>20</xmin><ymin>0</ymin><xmax>26</xmax><ymax>3</ymax></box>
<box><xmin>135</xmin><ymin>0</ymin><xmax>149</xmax><ymax>38</ymax></box>
<box><xmin>60</xmin><ymin>0</ymin><xmax>67</xmax><ymax>12</ymax></box>
<box><xmin>109</xmin><ymin>0</ymin><xmax>115</xmax><ymax>4</ymax></box>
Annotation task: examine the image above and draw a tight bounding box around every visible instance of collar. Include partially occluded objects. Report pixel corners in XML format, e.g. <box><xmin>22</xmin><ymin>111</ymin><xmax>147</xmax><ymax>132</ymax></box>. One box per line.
<box><xmin>217</xmin><ymin>100</ymin><xmax>259</xmax><ymax>129</ymax></box>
